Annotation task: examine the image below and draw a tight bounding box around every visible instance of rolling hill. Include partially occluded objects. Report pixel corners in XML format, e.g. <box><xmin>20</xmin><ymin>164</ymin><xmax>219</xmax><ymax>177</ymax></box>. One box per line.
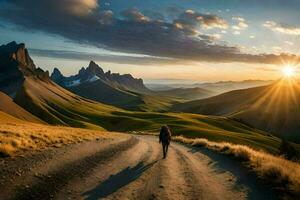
<box><xmin>156</xmin><ymin>87</ymin><xmax>216</xmax><ymax>101</ymax></box>
<box><xmin>173</xmin><ymin>79</ymin><xmax>300</xmax><ymax>143</ymax></box>
<box><xmin>194</xmin><ymin>80</ymin><xmax>273</xmax><ymax>94</ymax></box>
<box><xmin>10</xmin><ymin>76</ymin><xmax>284</xmax><ymax>153</ymax></box>
<box><xmin>147</xmin><ymin>80</ymin><xmax>273</xmax><ymax>94</ymax></box>
<box><xmin>0</xmin><ymin>92</ymin><xmax>43</xmax><ymax>123</ymax></box>
<box><xmin>0</xmin><ymin>110</ymin><xmax>116</xmax><ymax>157</ymax></box>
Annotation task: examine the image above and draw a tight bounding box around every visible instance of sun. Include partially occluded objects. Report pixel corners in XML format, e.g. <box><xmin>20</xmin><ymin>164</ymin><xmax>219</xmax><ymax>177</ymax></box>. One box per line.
<box><xmin>282</xmin><ymin>66</ymin><xmax>295</xmax><ymax>77</ymax></box>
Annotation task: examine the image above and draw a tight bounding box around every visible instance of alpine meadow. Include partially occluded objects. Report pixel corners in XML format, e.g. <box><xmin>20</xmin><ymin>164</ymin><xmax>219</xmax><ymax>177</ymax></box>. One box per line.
<box><xmin>0</xmin><ymin>1</ymin><xmax>300</xmax><ymax>200</ymax></box>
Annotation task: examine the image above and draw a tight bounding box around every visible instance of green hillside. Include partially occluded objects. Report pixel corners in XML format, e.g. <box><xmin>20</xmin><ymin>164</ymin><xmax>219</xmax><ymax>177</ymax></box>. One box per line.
<box><xmin>12</xmin><ymin>77</ymin><xmax>296</xmax><ymax>154</ymax></box>
<box><xmin>156</xmin><ymin>87</ymin><xmax>216</xmax><ymax>101</ymax></box>
<box><xmin>1</xmin><ymin>41</ymin><xmax>296</xmax><ymax>156</ymax></box>
<box><xmin>172</xmin><ymin>79</ymin><xmax>300</xmax><ymax>143</ymax></box>
<box><xmin>0</xmin><ymin>91</ymin><xmax>44</xmax><ymax>123</ymax></box>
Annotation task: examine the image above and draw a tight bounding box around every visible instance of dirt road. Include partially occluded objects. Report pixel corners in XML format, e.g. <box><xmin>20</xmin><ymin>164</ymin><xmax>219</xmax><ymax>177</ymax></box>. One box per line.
<box><xmin>0</xmin><ymin>135</ymin><xmax>278</xmax><ymax>200</ymax></box>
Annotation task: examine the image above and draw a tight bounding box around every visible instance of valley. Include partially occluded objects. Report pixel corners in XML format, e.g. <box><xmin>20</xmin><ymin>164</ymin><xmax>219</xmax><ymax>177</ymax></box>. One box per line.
<box><xmin>0</xmin><ymin>41</ymin><xmax>300</xmax><ymax>199</ymax></box>
<box><xmin>172</xmin><ymin>79</ymin><xmax>300</xmax><ymax>143</ymax></box>
<box><xmin>1</xmin><ymin>41</ymin><xmax>300</xmax><ymax>155</ymax></box>
<box><xmin>1</xmin><ymin>1</ymin><xmax>300</xmax><ymax>199</ymax></box>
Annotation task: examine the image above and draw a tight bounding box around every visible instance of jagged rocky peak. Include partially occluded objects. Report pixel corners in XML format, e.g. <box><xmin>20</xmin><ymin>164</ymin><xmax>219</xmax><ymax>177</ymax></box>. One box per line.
<box><xmin>78</xmin><ymin>67</ymin><xmax>86</xmax><ymax>76</ymax></box>
<box><xmin>86</xmin><ymin>61</ymin><xmax>104</xmax><ymax>76</ymax></box>
<box><xmin>0</xmin><ymin>41</ymin><xmax>36</xmax><ymax>73</ymax></box>
<box><xmin>0</xmin><ymin>41</ymin><xmax>50</xmax><ymax>97</ymax></box>
<box><xmin>105</xmin><ymin>70</ymin><xmax>111</xmax><ymax>76</ymax></box>
<box><xmin>50</xmin><ymin>60</ymin><xmax>150</xmax><ymax>92</ymax></box>
<box><xmin>0</xmin><ymin>41</ymin><xmax>49</xmax><ymax>78</ymax></box>
<box><xmin>51</xmin><ymin>67</ymin><xmax>64</xmax><ymax>80</ymax></box>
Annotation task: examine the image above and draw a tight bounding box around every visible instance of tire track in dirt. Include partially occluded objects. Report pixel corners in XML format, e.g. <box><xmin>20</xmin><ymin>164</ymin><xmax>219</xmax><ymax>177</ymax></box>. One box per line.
<box><xmin>12</xmin><ymin>137</ymin><xmax>138</xmax><ymax>200</ymax></box>
<box><xmin>62</xmin><ymin>136</ymin><xmax>158</xmax><ymax>199</ymax></box>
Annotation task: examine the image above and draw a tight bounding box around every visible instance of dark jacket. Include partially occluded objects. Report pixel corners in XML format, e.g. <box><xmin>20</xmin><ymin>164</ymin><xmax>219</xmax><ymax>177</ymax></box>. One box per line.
<box><xmin>159</xmin><ymin>126</ymin><xmax>172</xmax><ymax>144</ymax></box>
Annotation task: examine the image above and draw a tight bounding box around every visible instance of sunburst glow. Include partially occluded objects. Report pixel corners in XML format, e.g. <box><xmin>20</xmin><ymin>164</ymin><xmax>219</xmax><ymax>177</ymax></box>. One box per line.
<box><xmin>282</xmin><ymin>66</ymin><xmax>295</xmax><ymax>77</ymax></box>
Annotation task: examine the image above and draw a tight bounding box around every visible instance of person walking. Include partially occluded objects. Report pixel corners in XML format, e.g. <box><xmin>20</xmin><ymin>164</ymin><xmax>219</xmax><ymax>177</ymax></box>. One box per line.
<box><xmin>159</xmin><ymin>125</ymin><xmax>172</xmax><ymax>159</ymax></box>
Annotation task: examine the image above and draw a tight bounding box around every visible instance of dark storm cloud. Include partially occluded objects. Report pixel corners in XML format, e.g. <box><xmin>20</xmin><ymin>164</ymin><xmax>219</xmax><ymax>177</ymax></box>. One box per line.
<box><xmin>0</xmin><ymin>0</ymin><xmax>299</xmax><ymax>65</ymax></box>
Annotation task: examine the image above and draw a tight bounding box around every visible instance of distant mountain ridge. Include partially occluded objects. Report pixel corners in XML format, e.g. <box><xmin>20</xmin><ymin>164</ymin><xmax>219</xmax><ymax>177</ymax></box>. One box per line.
<box><xmin>195</xmin><ymin>80</ymin><xmax>274</xmax><ymax>94</ymax></box>
<box><xmin>147</xmin><ymin>80</ymin><xmax>273</xmax><ymax>94</ymax></box>
<box><xmin>50</xmin><ymin>61</ymin><xmax>155</xmax><ymax>110</ymax></box>
<box><xmin>156</xmin><ymin>87</ymin><xmax>216</xmax><ymax>101</ymax></box>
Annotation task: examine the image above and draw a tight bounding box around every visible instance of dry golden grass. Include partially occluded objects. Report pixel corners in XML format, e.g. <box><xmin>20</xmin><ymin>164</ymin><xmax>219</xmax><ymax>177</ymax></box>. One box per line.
<box><xmin>174</xmin><ymin>136</ymin><xmax>300</xmax><ymax>196</ymax></box>
<box><xmin>0</xmin><ymin>114</ymin><xmax>116</xmax><ymax>157</ymax></box>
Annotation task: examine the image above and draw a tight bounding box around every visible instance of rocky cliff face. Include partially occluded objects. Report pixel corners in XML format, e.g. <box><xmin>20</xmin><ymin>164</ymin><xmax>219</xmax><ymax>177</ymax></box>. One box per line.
<box><xmin>0</xmin><ymin>41</ymin><xmax>49</xmax><ymax>97</ymax></box>
<box><xmin>51</xmin><ymin>61</ymin><xmax>149</xmax><ymax>93</ymax></box>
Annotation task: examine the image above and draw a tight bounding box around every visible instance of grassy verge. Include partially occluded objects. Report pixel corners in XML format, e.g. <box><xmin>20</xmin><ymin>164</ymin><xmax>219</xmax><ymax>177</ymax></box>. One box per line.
<box><xmin>173</xmin><ymin>136</ymin><xmax>300</xmax><ymax>198</ymax></box>
<box><xmin>0</xmin><ymin>112</ymin><xmax>116</xmax><ymax>157</ymax></box>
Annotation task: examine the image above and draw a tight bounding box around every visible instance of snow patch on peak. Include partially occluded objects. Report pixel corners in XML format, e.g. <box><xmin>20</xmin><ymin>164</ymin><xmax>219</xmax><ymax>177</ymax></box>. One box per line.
<box><xmin>88</xmin><ymin>75</ymin><xmax>100</xmax><ymax>83</ymax></box>
<box><xmin>66</xmin><ymin>79</ymin><xmax>81</xmax><ymax>87</ymax></box>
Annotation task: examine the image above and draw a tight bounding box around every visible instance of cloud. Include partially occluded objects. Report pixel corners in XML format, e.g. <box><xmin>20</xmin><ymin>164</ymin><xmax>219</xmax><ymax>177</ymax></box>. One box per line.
<box><xmin>99</xmin><ymin>10</ymin><xmax>114</xmax><ymax>25</ymax></box>
<box><xmin>16</xmin><ymin>0</ymin><xmax>99</xmax><ymax>17</ymax></box>
<box><xmin>238</xmin><ymin>21</ymin><xmax>248</xmax><ymax>28</ymax></box>
<box><xmin>285</xmin><ymin>41</ymin><xmax>294</xmax><ymax>46</ymax></box>
<box><xmin>174</xmin><ymin>9</ymin><xmax>228</xmax><ymax>32</ymax></box>
<box><xmin>263</xmin><ymin>21</ymin><xmax>300</xmax><ymax>35</ymax></box>
<box><xmin>232</xmin><ymin>26</ymin><xmax>240</xmax><ymax>30</ymax></box>
<box><xmin>232</xmin><ymin>17</ymin><xmax>245</xmax><ymax>22</ymax></box>
<box><xmin>29</xmin><ymin>48</ymin><xmax>184</xmax><ymax>65</ymax></box>
<box><xmin>272</xmin><ymin>46</ymin><xmax>282</xmax><ymax>53</ymax></box>
<box><xmin>255</xmin><ymin>66</ymin><xmax>278</xmax><ymax>72</ymax></box>
<box><xmin>232</xmin><ymin>16</ymin><xmax>248</xmax><ymax>29</ymax></box>
<box><xmin>68</xmin><ymin>0</ymin><xmax>98</xmax><ymax>16</ymax></box>
<box><xmin>0</xmin><ymin>0</ymin><xmax>300</xmax><ymax>65</ymax></box>
<box><xmin>122</xmin><ymin>8</ymin><xmax>150</xmax><ymax>22</ymax></box>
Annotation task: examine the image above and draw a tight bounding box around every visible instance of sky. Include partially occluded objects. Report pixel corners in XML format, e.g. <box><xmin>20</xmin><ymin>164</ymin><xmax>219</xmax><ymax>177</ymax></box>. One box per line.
<box><xmin>0</xmin><ymin>0</ymin><xmax>300</xmax><ymax>83</ymax></box>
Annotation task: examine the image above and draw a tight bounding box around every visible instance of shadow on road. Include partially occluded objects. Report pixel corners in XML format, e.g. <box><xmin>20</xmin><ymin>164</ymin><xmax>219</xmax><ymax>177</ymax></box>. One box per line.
<box><xmin>187</xmin><ymin>146</ymin><xmax>279</xmax><ymax>200</ymax></box>
<box><xmin>82</xmin><ymin>160</ymin><xmax>158</xmax><ymax>200</ymax></box>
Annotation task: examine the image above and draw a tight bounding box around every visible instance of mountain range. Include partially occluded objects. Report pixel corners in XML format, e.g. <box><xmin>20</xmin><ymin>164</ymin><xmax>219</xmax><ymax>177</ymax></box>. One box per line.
<box><xmin>51</xmin><ymin>61</ymin><xmax>150</xmax><ymax>94</ymax></box>
<box><xmin>50</xmin><ymin>61</ymin><xmax>215</xmax><ymax>111</ymax></box>
<box><xmin>0</xmin><ymin>41</ymin><xmax>289</xmax><ymax>153</ymax></box>
<box><xmin>147</xmin><ymin>80</ymin><xmax>273</xmax><ymax>94</ymax></box>
<box><xmin>51</xmin><ymin>61</ymin><xmax>150</xmax><ymax>110</ymax></box>
<box><xmin>156</xmin><ymin>87</ymin><xmax>215</xmax><ymax>100</ymax></box>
